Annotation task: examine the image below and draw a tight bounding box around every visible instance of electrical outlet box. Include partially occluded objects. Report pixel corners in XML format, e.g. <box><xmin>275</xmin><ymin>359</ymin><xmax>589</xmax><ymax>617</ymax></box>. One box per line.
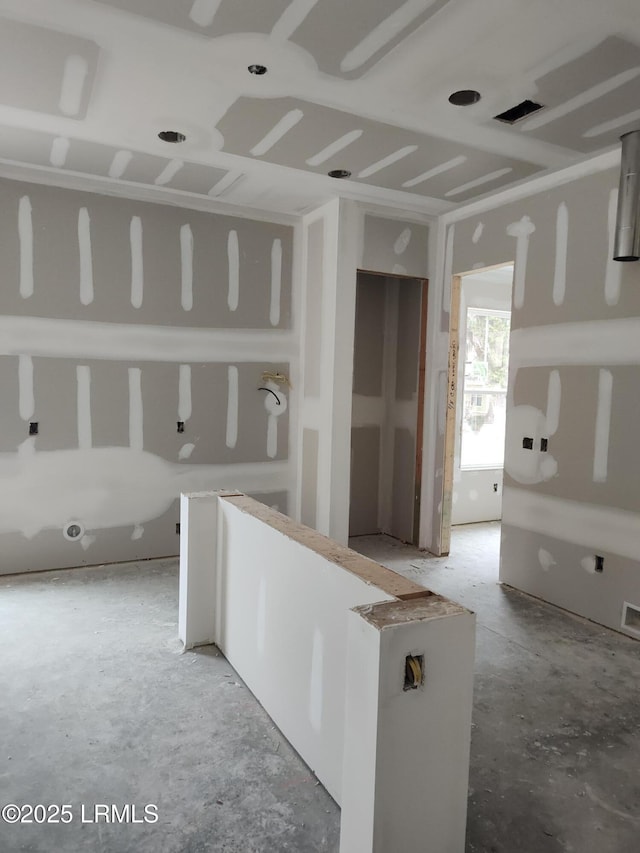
<box><xmin>404</xmin><ymin>654</ymin><xmax>424</xmax><ymax>691</ymax></box>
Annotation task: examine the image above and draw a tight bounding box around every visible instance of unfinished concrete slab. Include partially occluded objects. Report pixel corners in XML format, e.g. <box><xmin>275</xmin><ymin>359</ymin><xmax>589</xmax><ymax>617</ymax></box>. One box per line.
<box><xmin>1</xmin><ymin>523</ymin><xmax>638</xmax><ymax>852</ymax></box>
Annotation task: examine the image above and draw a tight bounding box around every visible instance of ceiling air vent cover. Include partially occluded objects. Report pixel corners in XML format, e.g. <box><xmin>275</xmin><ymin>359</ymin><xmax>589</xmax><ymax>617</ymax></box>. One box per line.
<box><xmin>494</xmin><ymin>100</ymin><xmax>544</xmax><ymax>124</ymax></box>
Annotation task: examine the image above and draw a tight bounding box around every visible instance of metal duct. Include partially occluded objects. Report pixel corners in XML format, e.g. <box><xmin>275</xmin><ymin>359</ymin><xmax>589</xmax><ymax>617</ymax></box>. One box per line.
<box><xmin>613</xmin><ymin>130</ymin><xmax>640</xmax><ymax>262</ymax></box>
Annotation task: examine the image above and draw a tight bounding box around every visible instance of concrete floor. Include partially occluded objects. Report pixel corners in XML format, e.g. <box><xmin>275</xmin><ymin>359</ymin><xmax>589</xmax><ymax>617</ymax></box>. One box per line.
<box><xmin>1</xmin><ymin>523</ymin><xmax>639</xmax><ymax>852</ymax></box>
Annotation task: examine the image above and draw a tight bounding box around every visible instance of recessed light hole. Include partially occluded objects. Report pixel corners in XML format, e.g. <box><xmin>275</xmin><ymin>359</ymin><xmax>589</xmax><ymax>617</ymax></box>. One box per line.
<box><xmin>328</xmin><ymin>169</ymin><xmax>351</xmax><ymax>179</ymax></box>
<box><xmin>494</xmin><ymin>100</ymin><xmax>544</xmax><ymax>124</ymax></box>
<box><xmin>158</xmin><ymin>130</ymin><xmax>186</xmax><ymax>144</ymax></box>
<box><xmin>448</xmin><ymin>89</ymin><xmax>481</xmax><ymax>106</ymax></box>
<box><xmin>248</xmin><ymin>64</ymin><xmax>267</xmax><ymax>76</ymax></box>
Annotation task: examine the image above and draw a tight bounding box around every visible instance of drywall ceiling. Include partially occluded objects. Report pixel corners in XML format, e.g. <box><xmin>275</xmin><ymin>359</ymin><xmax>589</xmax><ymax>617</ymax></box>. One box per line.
<box><xmin>0</xmin><ymin>0</ymin><xmax>638</xmax><ymax>215</ymax></box>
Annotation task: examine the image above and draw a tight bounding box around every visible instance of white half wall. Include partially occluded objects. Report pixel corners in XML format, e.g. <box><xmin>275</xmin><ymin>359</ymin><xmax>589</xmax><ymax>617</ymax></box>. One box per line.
<box><xmin>179</xmin><ymin>491</ymin><xmax>475</xmax><ymax>853</ymax></box>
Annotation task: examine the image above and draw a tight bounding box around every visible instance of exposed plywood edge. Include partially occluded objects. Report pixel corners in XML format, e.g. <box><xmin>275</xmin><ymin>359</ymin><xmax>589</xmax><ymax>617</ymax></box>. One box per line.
<box><xmin>395</xmin><ymin>589</ymin><xmax>436</xmax><ymax>602</ymax></box>
<box><xmin>440</xmin><ymin>274</ymin><xmax>462</xmax><ymax>556</ymax></box>
<box><xmin>222</xmin><ymin>493</ymin><xmax>429</xmax><ymax>600</ymax></box>
<box><xmin>354</xmin><ymin>595</ymin><xmax>472</xmax><ymax>629</ymax></box>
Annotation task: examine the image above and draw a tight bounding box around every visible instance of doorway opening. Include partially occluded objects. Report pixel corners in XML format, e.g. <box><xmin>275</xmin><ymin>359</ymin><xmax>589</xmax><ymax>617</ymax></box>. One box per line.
<box><xmin>441</xmin><ymin>263</ymin><xmax>514</xmax><ymax>558</ymax></box>
<box><xmin>348</xmin><ymin>271</ymin><xmax>428</xmax><ymax>546</ymax></box>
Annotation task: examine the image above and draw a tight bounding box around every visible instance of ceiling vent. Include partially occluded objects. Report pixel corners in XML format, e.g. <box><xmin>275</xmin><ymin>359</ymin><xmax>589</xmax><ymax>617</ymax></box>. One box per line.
<box><xmin>494</xmin><ymin>100</ymin><xmax>544</xmax><ymax>125</ymax></box>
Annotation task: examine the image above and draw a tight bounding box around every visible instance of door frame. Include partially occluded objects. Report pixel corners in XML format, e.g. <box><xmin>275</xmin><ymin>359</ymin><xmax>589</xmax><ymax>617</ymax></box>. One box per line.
<box><xmin>439</xmin><ymin>262</ymin><xmax>513</xmax><ymax>555</ymax></box>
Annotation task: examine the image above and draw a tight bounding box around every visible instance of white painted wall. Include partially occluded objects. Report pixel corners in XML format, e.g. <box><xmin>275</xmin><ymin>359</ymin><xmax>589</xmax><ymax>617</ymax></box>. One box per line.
<box><xmin>452</xmin><ymin>269</ymin><xmax>512</xmax><ymax>525</ymax></box>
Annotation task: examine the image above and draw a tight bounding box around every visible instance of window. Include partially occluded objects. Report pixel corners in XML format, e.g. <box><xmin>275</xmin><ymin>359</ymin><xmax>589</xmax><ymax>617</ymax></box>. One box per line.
<box><xmin>460</xmin><ymin>308</ymin><xmax>510</xmax><ymax>469</ymax></box>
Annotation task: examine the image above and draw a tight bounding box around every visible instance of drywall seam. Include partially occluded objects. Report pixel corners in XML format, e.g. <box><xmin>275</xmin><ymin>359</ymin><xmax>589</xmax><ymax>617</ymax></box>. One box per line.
<box><xmin>78</xmin><ymin>206</ymin><xmax>94</xmax><ymax>305</ymax></box>
<box><xmin>585</xmin><ymin>108</ymin><xmax>640</xmax><ymax>139</ymax></box>
<box><xmin>108</xmin><ymin>150</ymin><xmax>133</xmax><ymax>180</ymax></box>
<box><xmin>441</xmin><ymin>150</ymin><xmax>618</xmax><ymax>225</ymax></box>
<box><xmin>502</xmin><ymin>486</ymin><xmax>640</xmax><ymax>561</ymax></box>
<box><xmin>59</xmin><ymin>54</ymin><xmax>89</xmax><ymax>116</ymax></box>
<box><xmin>510</xmin><ymin>317</ymin><xmax>640</xmax><ymax>367</ymax></box>
<box><xmin>178</xmin><ymin>364</ymin><xmax>192</xmax><ymax>422</ymax></box>
<box><xmin>0</xmin><ymin>161</ymin><xmax>301</xmax><ymax>223</ymax></box>
<box><xmin>226</xmin><ymin>365</ymin><xmax>239</xmax><ymax>448</ymax></box>
<box><xmin>522</xmin><ymin>68</ymin><xmax>640</xmax><ymax>132</ymax></box>
<box><xmin>351</xmin><ymin>395</ymin><xmax>385</xmax><ymax>428</ymax></box>
<box><xmin>18</xmin><ymin>195</ymin><xmax>33</xmax><ymax>299</ymax></box>
<box><xmin>605</xmin><ymin>188</ymin><xmax>622</xmax><ymax>306</ymax></box>
<box><xmin>208</xmin><ymin>170</ymin><xmax>245</xmax><ymax>198</ymax></box>
<box><xmin>446</xmin><ymin>167</ymin><xmax>513</xmax><ymax>198</ymax></box>
<box><xmin>76</xmin><ymin>365</ymin><xmax>92</xmax><ymax>449</ymax></box>
<box><xmin>18</xmin><ymin>355</ymin><xmax>34</xmax><ymax>421</ymax></box>
<box><xmin>442</xmin><ymin>224</ymin><xmax>454</xmax><ymax>313</ymax></box>
<box><xmin>189</xmin><ymin>0</ymin><xmax>222</xmax><ymax>27</ymax></box>
<box><xmin>267</xmin><ymin>415</ymin><xmax>278</xmax><ymax>458</ymax></box>
<box><xmin>264</xmin><ymin>381</ymin><xmax>287</xmax><ymax>460</ymax></box>
<box><xmin>180</xmin><ymin>223</ymin><xmax>194</xmax><ymax>311</ymax></box>
<box><xmin>0</xmin><ymin>450</ymin><xmax>289</xmax><ymax>539</ymax></box>
<box><xmin>403</xmin><ymin>155</ymin><xmax>467</xmax><ymax>189</ymax></box>
<box><xmin>50</xmin><ymin>137</ymin><xmax>70</xmax><ymax>168</ymax></box>
<box><xmin>0</xmin><ymin>316</ymin><xmax>296</xmax><ymax>363</ymax></box>
<box><xmin>271</xmin><ymin>238</ymin><xmax>282</xmax><ymax>326</ymax></box>
<box><xmin>593</xmin><ymin>369</ymin><xmax>613</xmax><ymax>483</ymax></box>
<box><xmin>271</xmin><ymin>0</ymin><xmax>319</xmax><ymax>40</ymax></box>
<box><xmin>358</xmin><ymin>146</ymin><xmax>418</xmax><ymax>179</ymax></box>
<box><xmin>471</xmin><ymin>221</ymin><xmax>483</xmax><ymax>243</ymax></box>
<box><xmin>155</xmin><ymin>159</ymin><xmax>184</xmax><ymax>187</ymax></box>
<box><xmin>250</xmin><ymin>110</ymin><xmax>304</xmax><ymax>157</ymax></box>
<box><xmin>130</xmin><ymin>215</ymin><xmax>143</xmax><ymax>308</ymax></box>
<box><xmin>227</xmin><ymin>229</ymin><xmax>239</xmax><ymax>311</ymax></box>
<box><xmin>507</xmin><ymin>216</ymin><xmax>535</xmax><ymax>310</ymax></box>
<box><xmin>340</xmin><ymin>0</ymin><xmax>437</xmax><ymax>73</ymax></box>
<box><xmin>552</xmin><ymin>202</ymin><xmax>568</xmax><ymax>305</ymax></box>
<box><xmin>306</xmin><ymin>130</ymin><xmax>363</xmax><ymax>167</ymax></box>
<box><xmin>128</xmin><ymin>367</ymin><xmax>143</xmax><ymax>451</ymax></box>
<box><xmin>546</xmin><ymin>370</ymin><xmax>561</xmax><ymax>436</ymax></box>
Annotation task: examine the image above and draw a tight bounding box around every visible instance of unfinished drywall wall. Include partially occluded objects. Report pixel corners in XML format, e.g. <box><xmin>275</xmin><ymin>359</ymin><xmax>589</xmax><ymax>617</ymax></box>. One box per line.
<box><xmin>361</xmin><ymin>215</ymin><xmax>429</xmax><ymax>278</ymax></box>
<box><xmin>350</xmin><ymin>272</ymin><xmax>422</xmax><ymax>542</ymax></box>
<box><xmin>297</xmin><ymin>204</ymin><xmax>430</xmax><ymax>547</ymax></box>
<box><xmin>452</xmin><ymin>269</ymin><xmax>512</xmax><ymax>525</ymax></box>
<box><xmin>0</xmin><ymin>177</ymin><xmax>295</xmax><ymax>572</ymax></box>
<box><xmin>433</xmin><ymin>165</ymin><xmax>640</xmax><ymax>636</ymax></box>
